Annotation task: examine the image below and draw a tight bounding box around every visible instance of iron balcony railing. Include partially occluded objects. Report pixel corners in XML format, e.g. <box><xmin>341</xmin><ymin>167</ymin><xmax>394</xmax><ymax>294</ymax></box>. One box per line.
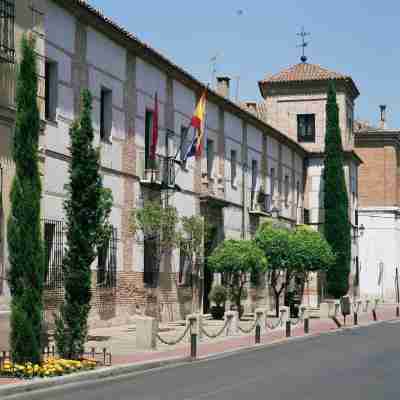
<box><xmin>250</xmin><ymin>190</ymin><xmax>272</xmax><ymax>214</ymax></box>
<box><xmin>137</xmin><ymin>151</ymin><xmax>175</xmax><ymax>187</ymax></box>
<box><xmin>0</xmin><ymin>0</ymin><xmax>15</xmax><ymax>64</ymax></box>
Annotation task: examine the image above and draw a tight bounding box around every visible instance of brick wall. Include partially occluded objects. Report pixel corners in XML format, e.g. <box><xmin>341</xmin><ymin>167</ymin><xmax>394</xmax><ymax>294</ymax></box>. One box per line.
<box><xmin>356</xmin><ymin>144</ymin><xmax>398</xmax><ymax>207</ymax></box>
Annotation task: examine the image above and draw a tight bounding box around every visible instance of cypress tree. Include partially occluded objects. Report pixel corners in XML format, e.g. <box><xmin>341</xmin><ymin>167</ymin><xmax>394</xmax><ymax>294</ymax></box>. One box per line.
<box><xmin>55</xmin><ymin>90</ymin><xmax>112</xmax><ymax>358</ymax></box>
<box><xmin>7</xmin><ymin>35</ymin><xmax>45</xmax><ymax>363</ymax></box>
<box><xmin>323</xmin><ymin>82</ymin><xmax>351</xmax><ymax>298</ymax></box>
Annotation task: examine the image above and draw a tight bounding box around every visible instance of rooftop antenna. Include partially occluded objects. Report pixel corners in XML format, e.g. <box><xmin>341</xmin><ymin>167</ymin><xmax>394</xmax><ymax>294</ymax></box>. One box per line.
<box><xmin>297</xmin><ymin>27</ymin><xmax>310</xmax><ymax>63</ymax></box>
<box><xmin>209</xmin><ymin>52</ymin><xmax>221</xmax><ymax>88</ymax></box>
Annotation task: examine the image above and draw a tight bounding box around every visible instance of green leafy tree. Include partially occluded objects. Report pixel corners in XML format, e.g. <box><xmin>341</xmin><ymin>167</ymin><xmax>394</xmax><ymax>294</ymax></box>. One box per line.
<box><xmin>179</xmin><ymin>215</ymin><xmax>204</xmax><ymax>311</ymax></box>
<box><xmin>130</xmin><ymin>200</ymin><xmax>179</xmax><ymax>288</ymax></box>
<box><xmin>7</xmin><ymin>36</ymin><xmax>45</xmax><ymax>364</ymax></box>
<box><xmin>208</xmin><ymin>239</ymin><xmax>267</xmax><ymax>318</ymax></box>
<box><xmin>255</xmin><ymin>223</ymin><xmax>293</xmax><ymax>317</ymax></box>
<box><xmin>324</xmin><ymin>82</ymin><xmax>351</xmax><ymax>298</ymax></box>
<box><xmin>55</xmin><ymin>90</ymin><xmax>113</xmax><ymax>358</ymax></box>
<box><xmin>288</xmin><ymin>225</ymin><xmax>335</xmax><ymax>304</ymax></box>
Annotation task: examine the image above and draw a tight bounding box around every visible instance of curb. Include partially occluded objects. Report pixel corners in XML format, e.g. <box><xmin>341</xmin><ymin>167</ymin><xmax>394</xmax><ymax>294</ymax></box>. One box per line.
<box><xmin>0</xmin><ymin>315</ymin><xmax>396</xmax><ymax>398</ymax></box>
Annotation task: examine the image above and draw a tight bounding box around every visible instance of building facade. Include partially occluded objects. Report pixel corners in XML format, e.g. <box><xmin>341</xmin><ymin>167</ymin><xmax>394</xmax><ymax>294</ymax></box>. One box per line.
<box><xmin>255</xmin><ymin>62</ymin><xmax>362</xmax><ymax>304</ymax></box>
<box><xmin>355</xmin><ymin>112</ymin><xmax>400</xmax><ymax>301</ymax></box>
<box><xmin>0</xmin><ymin>0</ymin><xmax>307</xmax><ymax>327</ymax></box>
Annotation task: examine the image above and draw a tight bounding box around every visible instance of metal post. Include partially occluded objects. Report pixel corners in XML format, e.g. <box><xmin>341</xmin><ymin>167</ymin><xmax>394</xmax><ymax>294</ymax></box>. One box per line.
<box><xmin>396</xmin><ymin>306</ymin><xmax>400</xmax><ymax>318</ymax></box>
<box><xmin>285</xmin><ymin>320</ymin><xmax>291</xmax><ymax>338</ymax></box>
<box><xmin>372</xmin><ymin>309</ymin><xmax>377</xmax><ymax>321</ymax></box>
<box><xmin>304</xmin><ymin>318</ymin><xmax>309</xmax><ymax>334</ymax></box>
<box><xmin>190</xmin><ymin>333</ymin><xmax>197</xmax><ymax>360</ymax></box>
<box><xmin>255</xmin><ymin>324</ymin><xmax>261</xmax><ymax>344</ymax></box>
<box><xmin>353</xmin><ymin>312</ymin><xmax>358</xmax><ymax>326</ymax></box>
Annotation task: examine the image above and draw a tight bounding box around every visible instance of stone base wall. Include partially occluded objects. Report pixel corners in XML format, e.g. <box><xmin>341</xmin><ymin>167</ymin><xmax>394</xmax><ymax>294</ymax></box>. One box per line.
<box><xmin>43</xmin><ymin>271</ymin><xmax>195</xmax><ymax>328</ymax></box>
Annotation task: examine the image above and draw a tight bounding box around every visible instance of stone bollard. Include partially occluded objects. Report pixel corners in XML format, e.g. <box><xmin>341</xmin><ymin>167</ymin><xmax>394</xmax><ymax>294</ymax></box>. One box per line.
<box><xmin>319</xmin><ymin>302</ymin><xmax>330</xmax><ymax>319</ymax></box>
<box><xmin>136</xmin><ymin>316</ymin><xmax>158</xmax><ymax>350</ymax></box>
<box><xmin>224</xmin><ymin>310</ymin><xmax>238</xmax><ymax>336</ymax></box>
<box><xmin>280</xmin><ymin>306</ymin><xmax>290</xmax><ymax>323</ymax></box>
<box><xmin>255</xmin><ymin>308</ymin><xmax>266</xmax><ymax>334</ymax></box>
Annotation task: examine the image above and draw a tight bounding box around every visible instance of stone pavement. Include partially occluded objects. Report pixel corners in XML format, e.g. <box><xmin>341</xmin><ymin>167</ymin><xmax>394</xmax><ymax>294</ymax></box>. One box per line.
<box><xmin>0</xmin><ymin>304</ymin><xmax>398</xmax><ymax>386</ymax></box>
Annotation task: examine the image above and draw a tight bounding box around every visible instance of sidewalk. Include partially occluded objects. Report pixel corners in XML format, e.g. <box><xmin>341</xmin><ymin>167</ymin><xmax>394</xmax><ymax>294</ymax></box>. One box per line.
<box><xmin>0</xmin><ymin>304</ymin><xmax>398</xmax><ymax>387</ymax></box>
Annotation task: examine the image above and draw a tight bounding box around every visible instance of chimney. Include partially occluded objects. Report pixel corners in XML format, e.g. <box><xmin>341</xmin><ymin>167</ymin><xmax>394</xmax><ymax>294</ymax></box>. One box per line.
<box><xmin>216</xmin><ymin>76</ymin><xmax>230</xmax><ymax>99</ymax></box>
<box><xmin>245</xmin><ymin>101</ymin><xmax>257</xmax><ymax>114</ymax></box>
<box><xmin>379</xmin><ymin>105</ymin><xmax>387</xmax><ymax>129</ymax></box>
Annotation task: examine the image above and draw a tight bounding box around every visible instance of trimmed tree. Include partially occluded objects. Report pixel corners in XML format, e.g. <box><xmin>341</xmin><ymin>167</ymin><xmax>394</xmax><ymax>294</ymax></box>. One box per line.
<box><xmin>207</xmin><ymin>239</ymin><xmax>267</xmax><ymax>318</ymax></box>
<box><xmin>55</xmin><ymin>90</ymin><xmax>113</xmax><ymax>358</ymax></box>
<box><xmin>7</xmin><ymin>35</ymin><xmax>45</xmax><ymax>364</ymax></box>
<box><xmin>288</xmin><ymin>225</ymin><xmax>335</xmax><ymax>306</ymax></box>
<box><xmin>255</xmin><ymin>223</ymin><xmax>294</xmax><ymax>317</ymax></box>
<box><xmin>323</xmin><ymin>82</ymin><xmax>351</xmax><ymax>298</ymax></box>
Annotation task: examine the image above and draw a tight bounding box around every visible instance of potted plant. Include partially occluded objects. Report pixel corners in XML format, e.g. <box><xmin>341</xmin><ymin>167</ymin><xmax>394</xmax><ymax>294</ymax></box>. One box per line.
<box><xmin>209</xmin><ymin>285</ymin><xmax>227</xmax><ymax>319</ymax></box>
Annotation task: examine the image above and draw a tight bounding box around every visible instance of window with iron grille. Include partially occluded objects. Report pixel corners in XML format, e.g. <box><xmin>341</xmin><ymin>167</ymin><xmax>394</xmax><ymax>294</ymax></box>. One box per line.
<box><xmin>0</xmin><ymin>0</ymin><xmax>15</xmax><ymax>64</ymax></box>
<box><xmin>43</xmin><ymin>219</ymin><xmax>64</xmax><ymax>290</ymax></box>
<box><xmin>97</xmin><ymin>227</ymin><xmax>118</xmax><ymax>288</ymax></box>
<box><xmin>143</xmin><ymin>235</ymin><xmax>159</xmax><ymax>287</ymax></box>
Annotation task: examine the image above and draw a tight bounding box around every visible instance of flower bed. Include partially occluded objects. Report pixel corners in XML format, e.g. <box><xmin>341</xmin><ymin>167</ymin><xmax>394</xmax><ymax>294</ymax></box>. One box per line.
<box><xmin>0</xmin><ymin>357</ymin><xmax>97</xmax><ymax>379</ymax></box>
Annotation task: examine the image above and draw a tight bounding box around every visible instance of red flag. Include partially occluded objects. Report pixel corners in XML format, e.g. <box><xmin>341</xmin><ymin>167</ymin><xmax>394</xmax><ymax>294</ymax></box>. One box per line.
<box><xmin>150</xmin><ymin>92</ymin><xmax>159</xmax><ymax>160</ymax></box>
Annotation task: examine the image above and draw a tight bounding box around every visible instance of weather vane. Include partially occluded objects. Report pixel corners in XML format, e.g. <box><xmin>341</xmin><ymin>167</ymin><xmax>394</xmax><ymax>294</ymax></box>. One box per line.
<box><xmin>297</xmin><ymin>27</ymin><xmax>310</xmax><ymax>63</ymax></box>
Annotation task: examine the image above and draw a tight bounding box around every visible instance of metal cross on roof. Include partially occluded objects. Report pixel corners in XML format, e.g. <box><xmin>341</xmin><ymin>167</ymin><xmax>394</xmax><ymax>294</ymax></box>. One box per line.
<box><xmin>297</xmin><ymin>27</ymin><xmax>310</xmax><ymax>63</ymax></box>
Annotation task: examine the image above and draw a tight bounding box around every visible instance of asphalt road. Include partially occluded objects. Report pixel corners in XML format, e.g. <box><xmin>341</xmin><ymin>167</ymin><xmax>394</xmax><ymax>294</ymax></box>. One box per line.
<box><xmin>10</xmin><ymin>321</ymin><xmax>400</xmax><ymax>400</ymax></box>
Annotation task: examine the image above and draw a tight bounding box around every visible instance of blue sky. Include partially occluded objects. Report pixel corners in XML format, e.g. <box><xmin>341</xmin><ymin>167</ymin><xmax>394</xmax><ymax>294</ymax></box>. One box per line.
<box><xmin>89</xmin><ymin>0</ymin><xmax>400</xmax><ymax>128</ymax></box>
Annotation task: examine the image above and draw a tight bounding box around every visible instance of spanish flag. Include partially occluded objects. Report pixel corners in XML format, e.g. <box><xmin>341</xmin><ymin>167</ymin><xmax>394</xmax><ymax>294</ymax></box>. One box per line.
<box><xmin>183</xmin><ymin>90</ymin><xmax>207</xmax><ymax>160</ymax></box>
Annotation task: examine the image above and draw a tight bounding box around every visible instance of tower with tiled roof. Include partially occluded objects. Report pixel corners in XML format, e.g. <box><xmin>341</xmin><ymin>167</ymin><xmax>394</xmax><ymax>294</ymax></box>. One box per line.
<box><xmin>258</xmin><ymin>62</ymin><xmax>359</xmax><ymax>153</ymax></box>
<box><xmin>257</xmin><ymin>61</ymin><xmax>362</xmax><ymax>302</ymax></box>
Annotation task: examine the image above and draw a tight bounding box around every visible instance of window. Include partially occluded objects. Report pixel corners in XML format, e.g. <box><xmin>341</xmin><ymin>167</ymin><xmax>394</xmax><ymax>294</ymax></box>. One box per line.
<box><xmin>296</xmin><ymin>181</ymin><xmax>301</xmax><ymax>208</ymax></box>
<box><xmin>251</xmin><ymin>160</ymin><xmax>258</xmax><ymax>208</ymax></box>
<box><xmin>180</xmin><ymin>125</ymin><xmax>190</xmax><ymax>167</ymax></box>
<box><xmin>230</xmin><ymin>150</ymin><xmax>237</xmax><ymax>187</ymax></box>
<box><xmin>297</xmin><ymin>114</ymin><xmax>315</xmax><ymax>143</ymax></box>
<box><xmin>97</xmin><ymin>227</ymin><xmax>118</xmax><ymax>288</ymax></box>
<box><xmin>178</xmin><ymin>241</ymin><xmax>192</xmax><ymax>286</ymax></box>
<box><xmin>144</xmin><ymin>236</ymin><xmax>159</xmax><ymax>287</ymax></box>
<box><xmin>100</xmin><ymin>87</ymin><xmax>112</xmax><ymax>143</ymax></box>
<box><xmin>43</xmin><ymin>219</ymin><xmax>64</xmax><ymax>290</ymax></box>
<box><xmin>207</xmin><ymin>139</ymin><xmax>214</xmax><ymax>179</ymax></box>
<box><xmin>0</xmin><ymin>0</ymin><xmax>15</xmax><ymax>64</ymax></box>
<box><xmin>45</xmin><ymin>60</ymin><xmax>58</xmax><ymax>121</ymax></box>
<box><xmin>284</xmin><ymin>175</ymin><xmax>290</xmax><ymax>205</ymax></box>
<box><xmin>347</xmin><ymin>106</ymin><xmax>353</xmax><ymax>136</ymax></box>
<box><xmin>270</xmin><ymin>168</ymin><xmax>275</xmax><ymax>199</ymax></box>
<box><xmin>144</xmin><ymin>110</ymin><xmax>154</xmax><ymax>169</ymax></box>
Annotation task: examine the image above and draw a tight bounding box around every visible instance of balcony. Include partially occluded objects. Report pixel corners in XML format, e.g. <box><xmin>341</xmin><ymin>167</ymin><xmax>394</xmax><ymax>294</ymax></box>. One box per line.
<box><xmin>0</xmin><ymin>0</ymin><xmax>15</xmax><ymax>64</ymax></box>
<box><xmin>137</xmin><ymin>151</ymin><xmax>176</xmax><ymax>190</ymax></box>
<box><xmin>200</xmin><ymin>174</ymin><xmax>229</xmax><ymax>208</ymax></box>
<box><xmin>249</xmin><ymin>190</ymin><xmax>272</xmax><ymax>217</ymax></box>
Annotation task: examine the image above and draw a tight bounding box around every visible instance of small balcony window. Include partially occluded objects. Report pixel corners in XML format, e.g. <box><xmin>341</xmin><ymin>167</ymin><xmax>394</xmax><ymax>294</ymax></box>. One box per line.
<box><xmin>297</xmin><ymin>114</ymin><xmax>315</xmax><ymax>143</ymax></box>
<box><xmin>0</xmin><ymin>0</ymin><xmax>15</xmax><ymax>64</ymax></box>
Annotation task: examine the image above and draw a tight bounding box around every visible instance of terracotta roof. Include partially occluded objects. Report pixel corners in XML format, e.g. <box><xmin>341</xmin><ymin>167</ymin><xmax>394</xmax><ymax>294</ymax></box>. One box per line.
<box><xmin>53</xmin><ymin>0</ymin><xmax>308</xmax><ymax>156</ymax></box>
<box><xmin>261</xmin><ymin>63</ymin><xmax>351</xmax><ymax>84</ymax></box>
